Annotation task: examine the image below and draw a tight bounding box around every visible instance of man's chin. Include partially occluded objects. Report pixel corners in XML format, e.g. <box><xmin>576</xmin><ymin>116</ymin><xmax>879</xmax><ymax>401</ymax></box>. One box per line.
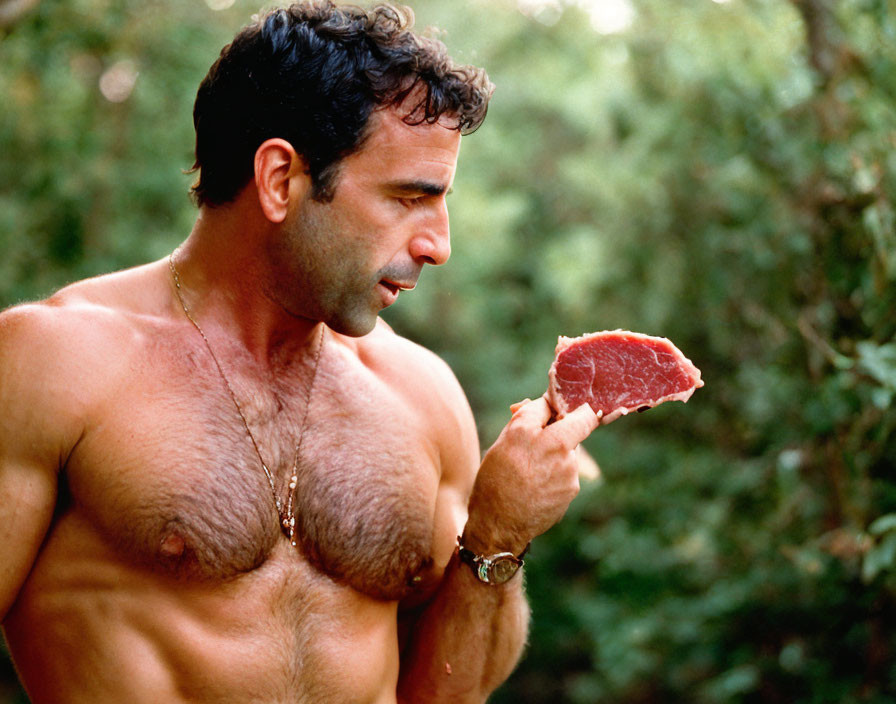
<box><xmin>325</xmin><ymin>312</ymin><xmax>379</xmax><ymax>339</ymax></box>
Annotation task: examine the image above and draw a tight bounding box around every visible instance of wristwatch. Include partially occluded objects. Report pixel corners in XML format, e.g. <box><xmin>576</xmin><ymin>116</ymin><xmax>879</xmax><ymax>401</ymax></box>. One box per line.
<box><xmin>457</xmin><ymin>537</ymin><xmax>530</xmax><ymax>585</ymax></box>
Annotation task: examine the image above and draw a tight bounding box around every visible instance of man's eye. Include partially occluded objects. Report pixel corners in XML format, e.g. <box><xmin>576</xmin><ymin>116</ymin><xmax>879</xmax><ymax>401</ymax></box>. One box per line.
<box><xmin>397</xmin><ymin>196</ymin><xmax>423</xmax><ymax>208</ymax></box>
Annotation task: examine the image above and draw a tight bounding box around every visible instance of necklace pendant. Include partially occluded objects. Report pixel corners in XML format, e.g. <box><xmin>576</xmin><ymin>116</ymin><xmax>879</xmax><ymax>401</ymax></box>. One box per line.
<box><xmin>279</xmin><ymin>512</ymin><xmax>299</xmax><ymax>544</ymax></box>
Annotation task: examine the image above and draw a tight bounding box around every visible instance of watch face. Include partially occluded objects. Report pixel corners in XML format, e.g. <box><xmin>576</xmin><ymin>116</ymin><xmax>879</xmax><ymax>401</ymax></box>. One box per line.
<box><xmin>491</xmin><ymin>557</ymin><xmax>520</xmax><ymax>584</ymax></box>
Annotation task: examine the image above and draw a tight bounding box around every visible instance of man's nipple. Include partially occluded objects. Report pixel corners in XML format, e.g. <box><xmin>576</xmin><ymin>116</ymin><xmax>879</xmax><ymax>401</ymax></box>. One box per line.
<box><xmin>159</xmin><ymin>531</ymin><xmax>186</xmax><ymax>558</ymax></box>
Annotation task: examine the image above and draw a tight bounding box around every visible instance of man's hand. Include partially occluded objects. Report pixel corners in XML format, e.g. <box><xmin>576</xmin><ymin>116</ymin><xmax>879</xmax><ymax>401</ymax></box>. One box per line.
<box><xmin>462</xmin><ymin>397</ymin><xmax>601</xmax><ymax>556</ymax></box>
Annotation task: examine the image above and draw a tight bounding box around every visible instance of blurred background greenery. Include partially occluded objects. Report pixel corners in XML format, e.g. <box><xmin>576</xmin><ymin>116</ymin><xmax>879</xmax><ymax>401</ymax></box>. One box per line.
<box><xmin>1</xmin><ymin>0</ymin><xmax>895</xmax><ymax>701</ymax></box>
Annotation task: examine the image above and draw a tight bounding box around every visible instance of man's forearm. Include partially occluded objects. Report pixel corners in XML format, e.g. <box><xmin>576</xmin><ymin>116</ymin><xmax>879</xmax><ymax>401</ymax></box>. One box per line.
<box><xmin>397</xmin><ymin>397</ymin><xmax>599</xmax><ymax>701</ymax></box>
<box><xmin>396</xmin><ymin>550</ymin><xmax>530</xmax><ymax>703</ymax></box>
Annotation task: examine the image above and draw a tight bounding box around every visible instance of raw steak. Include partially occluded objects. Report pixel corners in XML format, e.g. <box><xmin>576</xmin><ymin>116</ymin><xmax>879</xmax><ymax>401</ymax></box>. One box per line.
<box><xmin>547</xmin><ymin>330</ymin><xmax>703</xmax><ymax>424</ymax></box>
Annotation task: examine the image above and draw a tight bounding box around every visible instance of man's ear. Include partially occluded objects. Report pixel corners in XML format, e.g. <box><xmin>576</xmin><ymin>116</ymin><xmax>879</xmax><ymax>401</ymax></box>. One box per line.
<box><xmin>254</xmin><ymin>138</ymin><xmax>310</xmax><ymax>223</ymax></box>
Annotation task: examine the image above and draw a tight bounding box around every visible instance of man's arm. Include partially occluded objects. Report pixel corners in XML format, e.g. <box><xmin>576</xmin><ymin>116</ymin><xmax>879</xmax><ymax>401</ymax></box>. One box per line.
<box><xmin>0</xmin><ymin>305</ymin><xmax>73</xmax><ymax>621</ymax></box>
<box><xmin>397</xmin><ymin>393</ymin><xmax>599</xmax><ymax>702</ymax></box>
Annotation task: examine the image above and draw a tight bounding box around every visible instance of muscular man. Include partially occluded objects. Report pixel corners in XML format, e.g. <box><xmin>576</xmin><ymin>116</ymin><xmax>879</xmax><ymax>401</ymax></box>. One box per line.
<box><xmin>0</xmin><ymin>3</ymin><xmax>599</xmax><ymax>701</ymax></box>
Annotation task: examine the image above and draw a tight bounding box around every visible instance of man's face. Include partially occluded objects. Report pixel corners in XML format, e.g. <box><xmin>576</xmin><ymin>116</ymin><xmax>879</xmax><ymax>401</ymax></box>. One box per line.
<box><xmin>264</xmin><ymin>107</ymin><xmax>462</xmax><ymax>337</ymax></box>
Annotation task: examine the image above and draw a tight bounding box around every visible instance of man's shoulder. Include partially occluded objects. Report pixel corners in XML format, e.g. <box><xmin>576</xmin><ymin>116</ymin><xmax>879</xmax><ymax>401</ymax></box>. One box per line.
<box><xmin>3</xmin><ymin>260</ymin><xmax>168</xmax><ymax>329</ymax></box>
<box><xmin>359</xmin><ymin>318</ymin><xmax>467</xmax><ymax>402</ymax></box>
<box><xmin>354</xmin><ymin>318</ymin><xmax>480</xmax><ymax>465</ymax></box>
<box><xmin>0</xmin><ymin>263</ymin><xmax>167</xmax><ymax>392</ymax></box>
<box><xmin>0</xmin><ymin>299</ymin><xmax>108</xmax><ymax>459</ymax></box>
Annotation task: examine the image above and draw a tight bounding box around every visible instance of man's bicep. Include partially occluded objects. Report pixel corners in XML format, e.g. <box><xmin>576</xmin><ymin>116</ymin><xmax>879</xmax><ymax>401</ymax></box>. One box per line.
<box><xmin>0</xmin><ymin>456</ymin><xmax>58</xmax><ymax>620</ymax></box>
<box><xmin>0</xmin><ymin>305</ymin><xmax>70</xmax><ymax>620</ymax></box>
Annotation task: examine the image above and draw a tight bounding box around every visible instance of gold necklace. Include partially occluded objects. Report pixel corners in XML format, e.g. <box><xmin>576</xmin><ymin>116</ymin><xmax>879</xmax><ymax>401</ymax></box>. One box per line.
<box><xmin>168</xmin><ymin>251</ymin><xmax>325</xmax><ymax>547</ymax></box>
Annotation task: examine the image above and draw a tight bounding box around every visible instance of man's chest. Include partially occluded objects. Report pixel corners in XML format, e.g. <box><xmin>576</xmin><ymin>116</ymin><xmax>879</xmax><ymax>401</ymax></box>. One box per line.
<box><xmin>64</xmin><ymin>338</ymin><xmax>445</xmax><ymax>601</ymax></box>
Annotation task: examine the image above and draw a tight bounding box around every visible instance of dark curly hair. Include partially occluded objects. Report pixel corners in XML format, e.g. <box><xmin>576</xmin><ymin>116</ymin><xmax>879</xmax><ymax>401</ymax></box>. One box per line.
<box><xmin>189</xmin><ymin>1</ymin><xmax>494</xmax><ymax>207</ymax></box>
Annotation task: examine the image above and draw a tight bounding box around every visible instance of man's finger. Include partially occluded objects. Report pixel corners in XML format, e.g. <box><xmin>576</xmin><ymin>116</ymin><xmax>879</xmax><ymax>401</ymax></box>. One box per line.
<box><xmin>509</xmin><ymin>396</ymin><xmax>553</xmax><ymax>428</ymax></box>
<box><xmin>545</xmin><ymin>402</ymin><xmax>601</xmax><ymax>449</ymax></box>
<box><xmin>509</xmin><ymin>399</ymin><xmax>531</xmax><ymax>415</ymax></box>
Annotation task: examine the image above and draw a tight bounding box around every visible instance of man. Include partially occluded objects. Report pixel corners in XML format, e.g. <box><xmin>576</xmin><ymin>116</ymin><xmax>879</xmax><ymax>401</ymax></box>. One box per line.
<box><xmin>0</xmin><ymin>2</ymin><xmax>599</xmax><ymax>701</ymax></box>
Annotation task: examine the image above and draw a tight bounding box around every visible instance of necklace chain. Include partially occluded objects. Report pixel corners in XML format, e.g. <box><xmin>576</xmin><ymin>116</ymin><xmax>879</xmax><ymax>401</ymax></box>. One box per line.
<box><xmin>168</xmin><ymin>251</ymin><xmax>325</xmax><ymax>547</ymax></box>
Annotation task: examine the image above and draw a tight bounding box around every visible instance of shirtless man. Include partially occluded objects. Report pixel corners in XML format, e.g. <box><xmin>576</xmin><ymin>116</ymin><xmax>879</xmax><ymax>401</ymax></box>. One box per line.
<box><xmin>0</xmin><ymin>3</ymin><xmax>599</xmax><ymax>702</ymax></box>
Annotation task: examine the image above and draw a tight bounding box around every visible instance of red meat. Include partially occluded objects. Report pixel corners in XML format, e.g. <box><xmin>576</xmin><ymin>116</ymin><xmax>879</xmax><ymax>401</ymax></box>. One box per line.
<box><xmin>546</xmin><ymin>330</ymin><xmax>703</xmax><ymax>424</ymax></box>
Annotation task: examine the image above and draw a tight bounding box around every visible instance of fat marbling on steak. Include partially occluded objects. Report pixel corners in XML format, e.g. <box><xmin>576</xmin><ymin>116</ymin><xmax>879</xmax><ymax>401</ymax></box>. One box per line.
<box><xmin>547</xmin><ymin>330</ymin><xmax>703</xmax><ymax>424</ymax></box>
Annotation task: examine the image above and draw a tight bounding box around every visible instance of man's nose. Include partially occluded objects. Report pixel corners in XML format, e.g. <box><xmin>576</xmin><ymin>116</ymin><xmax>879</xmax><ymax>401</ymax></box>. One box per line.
<box><xmin>409</xmin><ymin>203</ymin><xmax>451</xmax><ymax>266</ymax></box>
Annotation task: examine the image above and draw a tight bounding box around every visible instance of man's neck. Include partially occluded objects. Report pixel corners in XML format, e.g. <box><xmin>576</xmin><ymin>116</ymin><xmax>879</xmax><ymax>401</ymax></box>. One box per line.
<box><xmin>171</xmin><ymin>198</ymin><xmax>321</xmax><ymax>367</ymax></box>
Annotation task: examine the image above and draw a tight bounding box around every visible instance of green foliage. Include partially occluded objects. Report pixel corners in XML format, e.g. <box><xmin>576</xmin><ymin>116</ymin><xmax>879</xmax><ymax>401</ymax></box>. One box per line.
<box><xmin>2</xmin><ymin>0</ymin><xmax>895</xmax><ymax>702</ymax></box>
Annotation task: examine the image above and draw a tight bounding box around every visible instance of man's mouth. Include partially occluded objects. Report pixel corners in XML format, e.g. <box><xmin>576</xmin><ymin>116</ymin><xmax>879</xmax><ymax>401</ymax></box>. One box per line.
<box><xmin>377</xmin><ymin>278</ymin><xmax>418</xmax><ymax>309</ymax></box>
<box><xmin>380</xmin><ymin>280</ymin><xmax>400</xmax><ymax>296</ymax></box>
<box><xmin>379</xmin><ymin>278</ymin><xmax>417</xmax><ymax>294</ymax></box>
